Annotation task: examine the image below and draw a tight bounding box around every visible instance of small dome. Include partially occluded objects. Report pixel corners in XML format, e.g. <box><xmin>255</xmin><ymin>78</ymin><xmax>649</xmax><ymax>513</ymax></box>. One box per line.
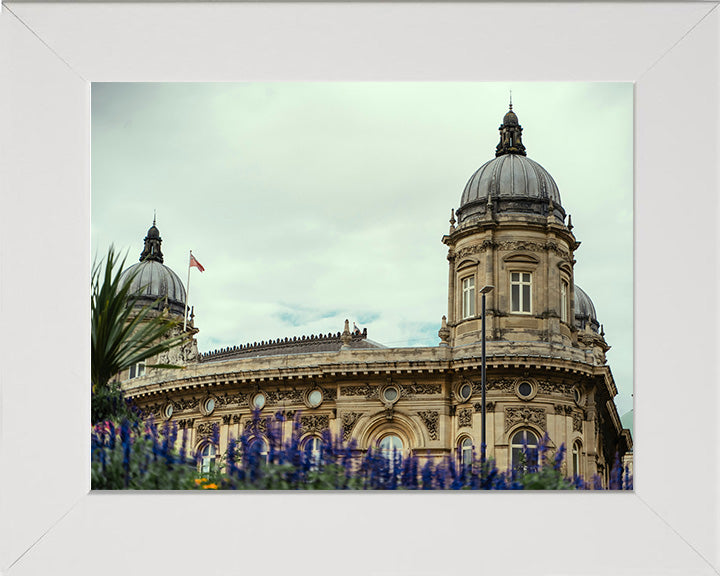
<box><xmin>457</xmin><ymin>154</ymin><xmax>564</xmax><ymax>223</ymax></box>
<box><xmin>146</xmin><ymin>225</ymin><xmax>160</xmax><ymax>239</ymax></box>
<box><xmin>120</xmin><ymin>260</ymin><xmax>186</xmax><ymax>315</ymax></box>
<box><xmin>503</xmin><ymin>110</ymin><xmax>519</xmax><ymax>125</ymax></box>
<box><xmin>574</xmin><ymin>285</ymin><xmax>600</xmax><ymax>333</ymax></box>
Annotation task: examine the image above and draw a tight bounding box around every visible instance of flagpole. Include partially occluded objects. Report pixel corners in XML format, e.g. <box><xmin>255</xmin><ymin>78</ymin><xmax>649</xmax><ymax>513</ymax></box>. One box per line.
<box><xmin>184</xmin><ymin>250</ymin><xmax>192</xmax><ymax>332</ymax></box>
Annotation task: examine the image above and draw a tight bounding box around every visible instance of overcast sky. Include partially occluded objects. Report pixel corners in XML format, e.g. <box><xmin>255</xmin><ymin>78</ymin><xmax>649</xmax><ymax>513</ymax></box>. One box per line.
<box><xmin>91</xmin><ymin>82</ymin><xmax>633</xmax><ymax>416</ymax></box>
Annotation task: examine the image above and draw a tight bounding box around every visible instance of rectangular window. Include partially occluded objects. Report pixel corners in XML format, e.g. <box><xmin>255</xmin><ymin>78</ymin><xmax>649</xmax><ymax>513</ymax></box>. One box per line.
<box><xmin>561</xmin><ymin>280</ymin><xmax>569</xmax><ymax>322</ymax></box>
<box><xmin>128</xmin><ymin>362</ymin><xmax>146</xmax><ymax>379</ymax></box>
<box><xmin>462</xmin><ymin>276</ymin><xmax>476</xmax><ymax>319</ymax></box>
<box><xmin>510</xmin><ymin>272</ymin><xmax>532</xmax><ymax>313</ymax></box>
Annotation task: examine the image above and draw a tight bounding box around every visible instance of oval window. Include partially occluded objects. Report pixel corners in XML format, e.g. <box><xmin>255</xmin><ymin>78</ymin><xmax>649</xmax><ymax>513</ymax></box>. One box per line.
<box><xmin>518</xmin><ymin>382</ymin><xmax>532</xmax><ymax>397</ymax></box>
<box><xmin>459</xmin><ymin>383</ymin><xmax>472</xmax><ymax>401</ymax></box>
<box><xmin>382</xmin><ymin>386</ymin><xmax>399</xmax><ymax>403</ymax></box>
<box><xmin>252</xmin><ymin>393</ymin><xmax>266</xmax><ymax>410</ymax></box>
<box><xmin>307</xmin><ymin>389</ymin><xmax>323</xmax><ymax>408</ymax></box>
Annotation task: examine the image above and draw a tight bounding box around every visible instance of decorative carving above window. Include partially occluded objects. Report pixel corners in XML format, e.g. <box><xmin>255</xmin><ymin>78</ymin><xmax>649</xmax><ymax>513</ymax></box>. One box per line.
<box><xmin>418</xmin><ymin>410</ymin><xmax>439</xmax><ymax>440</ymax></box>
<box><xmin>505</xmin><ymin>406</ymin><xmax>546</xmax><ymax>432</ymax></box>
<box><xmin>300</xmin><ymin>415</ymin><xmax>330</xmax><ymax>434</ymax></box>
<box><xmin>341</xmin><ymin>412</ymin><xmax>363</xmax><ymax>442</ymax></box>
<box><xmin>458</xmin><ymin>408</ymin><xmax>473</xmax><ymax>428</ymax></box>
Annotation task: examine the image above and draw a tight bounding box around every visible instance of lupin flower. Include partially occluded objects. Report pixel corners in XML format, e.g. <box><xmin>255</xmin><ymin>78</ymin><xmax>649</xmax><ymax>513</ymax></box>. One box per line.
<box><xmin>553</xmin><ymin>443</ymin><xmax>566</xmax><ymax>471</ymax></box>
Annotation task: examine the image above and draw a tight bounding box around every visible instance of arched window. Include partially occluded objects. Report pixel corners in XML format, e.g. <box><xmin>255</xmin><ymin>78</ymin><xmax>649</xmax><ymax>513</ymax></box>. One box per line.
<box><xmin>199</xmin><ymin>443</ymin><xmax>217</xmax><ymax>475</ymax></box>
<box><xmin>510</xmin><ymin>429</ymin><xmax>539</xmax><ymax>471</ymax></box>
<box><xmin>378</xmin><ymin>434</ymin><xmax>404</xmax><ymax>470</ymax></box>
<box><xmin>250</xmin><ymin>437</ymin><xmax>269</xmax><ymax>463</ymax></box>
<box><xmin>459</xmin><ymin>437</ymin><xmax>474</xmax><ymax>468</ymax></box>
<box><xmin>304</xmin><ymin>436</ymin><xmax>322</xmax><ymax>468</ymax></box>
<box><xmin>572</xmin><ymin>441</ymin><xmax>582</xmax><ymax>477</ymax></box>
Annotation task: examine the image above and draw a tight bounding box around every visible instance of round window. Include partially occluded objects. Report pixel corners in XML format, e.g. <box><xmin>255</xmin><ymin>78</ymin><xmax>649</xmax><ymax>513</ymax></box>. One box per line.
<box><xmin>518</xmin><ymin>382</ymin><xmax>532</xmax><ymax>397</ymax></box>
<box><xmin>307</xmin><ymin>389</ymin><xmax>323</xmax><ymax>408</ymax></box>
<box><xmin>573</xmin><ymin>388</ymin><xmax>582</xmax><ymax>404</ymax></box>
<box><xmin>164</xmin><ymin>404</ymin><xmax>173</xmax><ymax>419</ymax></box>
<box><xmin>203</xmin><ymin>398</ymin><xmax>215</xmax><ymax>415</ymax></box>
<box><xmin>382</xmin><ymin>386</ymin><xmax>399</xmax><ymax>403</ymax></box>
<box><xmin>459</xmin><ymin>383</ymin><xmax>472</xmax><ymax>402</ymax></box>
<box><xmin>252</xmin><ymin>392</ymin><xmax>266</xmax><ymax>410</ymax></box>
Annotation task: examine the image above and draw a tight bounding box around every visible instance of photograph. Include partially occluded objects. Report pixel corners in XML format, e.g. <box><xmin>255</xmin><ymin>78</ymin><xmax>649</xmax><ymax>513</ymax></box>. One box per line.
<box><xmin>91</xmin><ymin>82</ymin><xmax>633</xmax><ymax>490</ymax></box>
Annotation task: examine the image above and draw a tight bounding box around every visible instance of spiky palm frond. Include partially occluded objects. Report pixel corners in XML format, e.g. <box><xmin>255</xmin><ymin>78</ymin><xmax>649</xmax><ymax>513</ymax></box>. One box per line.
<box><xmin>91</xmin><ymin>246</ymin><xmax>189</xmax><ymax>392</ymax></box>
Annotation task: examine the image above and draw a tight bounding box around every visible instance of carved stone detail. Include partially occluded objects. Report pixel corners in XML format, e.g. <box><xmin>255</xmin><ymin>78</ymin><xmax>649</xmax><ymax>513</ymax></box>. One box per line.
<box><xmin>537</xmin><ymin>381</ymin><xmax>574</xmax><ymax>397</ymax></box>
<box><xmin>505</xmin><ymin>406</ymin><xmax>546</xmax><ymax>432</ymax></box>
<box><xmin>554</xmin><ymin>404</ymin><xmax>565</xmax><ymax>415</ymax></box>
<box><xmin>266</xmin><ymin>389</ymin><xmax>304</xmax><ymax>404</ymax></box>
<box><xmin>174</xmin><ymin>397</ymin><xmax>200</xmax><ymax>411</ymax></box>
<box><xmin>458</xmin><ymin>408</ymin><xmax>473</xmax><ymax>428</ymax></box>
<box><xmin>244</xmin><ymin>417</ymin><xmax>268</xmax><ymax>436</ymax></box>
<box><xmin>418</xmin><ymin>410</ymin><xmax>439</xmax><ymax>440</ymax></box>
<box><xmin>178</xmin><ymin>418</ymin><xmax>194</xmax><ymax>429</ymax></box>
<box><xmin>215</xmin><ymin>392</ymin><xmax>249</xmax><ymax>408</ymax></box>
<box><xmin>487</xmin><ymin>379</ymin><xmax>515</xmax><ymax>393</ymax></box>
<box><xmin>573</xmin><ymin>412</ymin><xmax>583</xmax><ymax>432</ymax></box>
<box><xmin>341</xmin><ymin>412</ymin><xmax>363</xmax><ymax>442</ymax></box>
<box><xmin>300</xmin><ymin>415</ymin><xmax>330</xmax><ymax>434</ymax></box>
<box><xmin>341</xmin><ymin>384</ymin><xmax>378</xmax><ymax>399</ymax></box>
<box><xmin>404</xmin><ymin>383</ymin><xmax>442</xmax><ymax>395</ymax></box>
<box><xmin>196</xmin><ymin>421</ymin><xmax>218</xmax><ymax>438</ymax></box>
<box><xmin>473</xmin><ymin>401</ymin><xmax>495</xmax><ymax>413</ymax></box>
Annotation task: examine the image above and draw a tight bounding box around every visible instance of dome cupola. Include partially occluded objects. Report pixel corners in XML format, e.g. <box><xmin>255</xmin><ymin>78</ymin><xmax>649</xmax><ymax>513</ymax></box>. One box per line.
<box><xmin>574</xmin><ymin>285</ymin><xmax>600</xmax><ymax>333</ymax></box>
<box><xmin>119</xmin><ymin>219</ymin><xmax>186</xmax><ymax>316</ymax></box>
<box><xmin>456</xmin><ymin>102</ymin><xmax>565</xmax><ymax>224</ymax></box>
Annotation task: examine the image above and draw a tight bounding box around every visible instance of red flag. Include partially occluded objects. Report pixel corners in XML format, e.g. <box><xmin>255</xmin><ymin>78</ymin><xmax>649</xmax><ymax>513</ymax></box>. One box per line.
<box><xmin>189</xmin><ymin>253</ymin><xmax>205</xmax><ymax>272</ymax></box>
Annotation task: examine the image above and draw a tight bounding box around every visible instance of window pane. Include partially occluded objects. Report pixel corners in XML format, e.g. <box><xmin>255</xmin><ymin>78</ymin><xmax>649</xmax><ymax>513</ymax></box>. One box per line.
<box><xmin>511</xmin><ymin>284</ymin><xmax>520</xmax><ymax>311</ymax></box>
<box><xmin>525</xmin><ymin>431</ymin><xmax>538</xmax><ymax>445</ymax></box>
<box><xmin>522</xmin><ymin>284</ymin><xmax>531</xmax><ymax>312</ymax></box>
<box><xmin>522</xmin><ymin>273</ymin><xmax>531</xmax><ymax>283</ymax></box>
<box><xmin>511</xmin><ymin>272</ymin><xmax>520</xmax><ymax>282</ymax></box>
<box><xmin>511</xmin><ymin>431</ymin><xmax>525</xmax><ymax>445</ymax></box>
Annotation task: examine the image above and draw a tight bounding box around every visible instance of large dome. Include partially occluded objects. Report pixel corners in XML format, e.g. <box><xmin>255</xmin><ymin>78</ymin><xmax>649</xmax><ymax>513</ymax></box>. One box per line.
<box><xmin>455</xmin><ymin>106</ymin><xmax>565</xmax><ymax>224</ymax></box>
<box><xmin>119</xmin><ymin>221</ymin><xmax>187</xmax><ymax>316</ymax></box>
<box><xmin>120</xmin><ymin>260</ymin><xmax>186</xmax><ymax>311</ymax></box>
<box><xmin>574</xmin><ymin>285</ymin><xmax>600</xmax><ymax>333</ymax></box>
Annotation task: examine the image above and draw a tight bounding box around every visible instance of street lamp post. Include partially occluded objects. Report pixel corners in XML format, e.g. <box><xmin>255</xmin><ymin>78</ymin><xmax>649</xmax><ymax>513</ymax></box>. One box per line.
<box><xmin>480</xmin><ymin>285</ymin><xmax>494</xmax><ymax>466</ymax></box>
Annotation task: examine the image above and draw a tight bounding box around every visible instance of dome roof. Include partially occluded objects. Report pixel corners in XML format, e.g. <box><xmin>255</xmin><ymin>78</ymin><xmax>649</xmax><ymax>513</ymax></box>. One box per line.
<box><xmin>503</xmin><ymin>109</ymin><xmax>519</xmax><ymax>125</ymax></box>
<box><xmin>574</xmin><ymin>285</ymin><xmax>600</xmax><ymax>333</ymax></box>
<box><xmin>455</xmin><ymin>105</ymin><xmax>565</xmax><ymax>224</ymax></box>
<box><xmin>120</xmin><ymin>260</ymin><xmax>186</xmax><ymax>307</ymax></box>
<box><xmin>457</xmin><ymin>154</ymin><xmax>565</xmax><ymax>223</ymax></box>
<box><xmin>120</xmin><ymin>220</ymin><xmax>187</xmax><ymax>316</ymax></box>
<box><xmin>461</xmin><ymin>153</ymin><xmax>561</xmax><ymax>206</ymax></box>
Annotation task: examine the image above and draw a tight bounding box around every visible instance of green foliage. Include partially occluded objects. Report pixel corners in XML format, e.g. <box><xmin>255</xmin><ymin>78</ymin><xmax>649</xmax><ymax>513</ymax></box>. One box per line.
<box><xmin>91</xmin><ymin>382</ymin><xmax>139</xmax><ymax>425</ymax></box>
<box><xmin>91</xmin><ymin>246</ymin><xmax>188</xmax><ymax>423</ymax></box>
<box><xmin>518</xmin><ymin>465</ymin><xmax>575</xmax><ymax>490</ymax></box>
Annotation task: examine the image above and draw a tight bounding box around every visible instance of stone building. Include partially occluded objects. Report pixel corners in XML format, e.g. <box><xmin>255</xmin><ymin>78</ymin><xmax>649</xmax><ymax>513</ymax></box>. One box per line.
<box><xmin>118</xmin><ymin>105</ymin><xmax>632</xmax><ymax>485</ymax></box>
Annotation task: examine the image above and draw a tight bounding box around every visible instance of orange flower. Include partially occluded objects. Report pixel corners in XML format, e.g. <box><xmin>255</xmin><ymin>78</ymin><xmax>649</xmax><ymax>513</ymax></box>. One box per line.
<box><xmin>194</xmin><ymin>478</ymin><xmax>208</xmax><ymax>485</ymax></box>
<box><xmin>202</xmin><ymin>483</ymin><xmax>218</xmax><ymax>490</ymax></box>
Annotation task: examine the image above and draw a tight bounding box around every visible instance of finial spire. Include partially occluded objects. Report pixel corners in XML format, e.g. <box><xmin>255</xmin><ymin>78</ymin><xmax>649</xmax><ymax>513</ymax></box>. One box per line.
<box><xmin>495</xmin><ymin>98</ymin><xmax>526</xmax><ymax>157</ymax></box>
<box><xmin>139</xmin><ymin>219</ymin><xmax>164</xmax><ymax>263</ymax></box>
<box><xmin>153</xmin><ymin>210</ymin><xmax>156</xmax><ymax>227</ymax></box>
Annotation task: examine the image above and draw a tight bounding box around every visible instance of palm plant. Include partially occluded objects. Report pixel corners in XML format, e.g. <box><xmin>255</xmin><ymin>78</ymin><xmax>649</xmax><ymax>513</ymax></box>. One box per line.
<box><xmin>91</xmin><ymin>246</ymin><xmax>188</xmax><ymax>422</ymax></box>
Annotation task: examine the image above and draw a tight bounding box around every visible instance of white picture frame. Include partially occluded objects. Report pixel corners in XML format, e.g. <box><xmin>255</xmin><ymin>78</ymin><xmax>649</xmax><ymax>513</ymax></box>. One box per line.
<box><xmin>1</xmin><ymin>3</ymin><xmax>718</xmax><ymax>575</ymax></box>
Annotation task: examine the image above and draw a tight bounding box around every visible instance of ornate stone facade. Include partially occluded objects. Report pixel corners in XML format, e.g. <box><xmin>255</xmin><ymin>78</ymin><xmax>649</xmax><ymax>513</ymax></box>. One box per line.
<box><xmin>118</xmin><ymin>105</ymin><xmax>632</xmax><ymax>487</ymax></box>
